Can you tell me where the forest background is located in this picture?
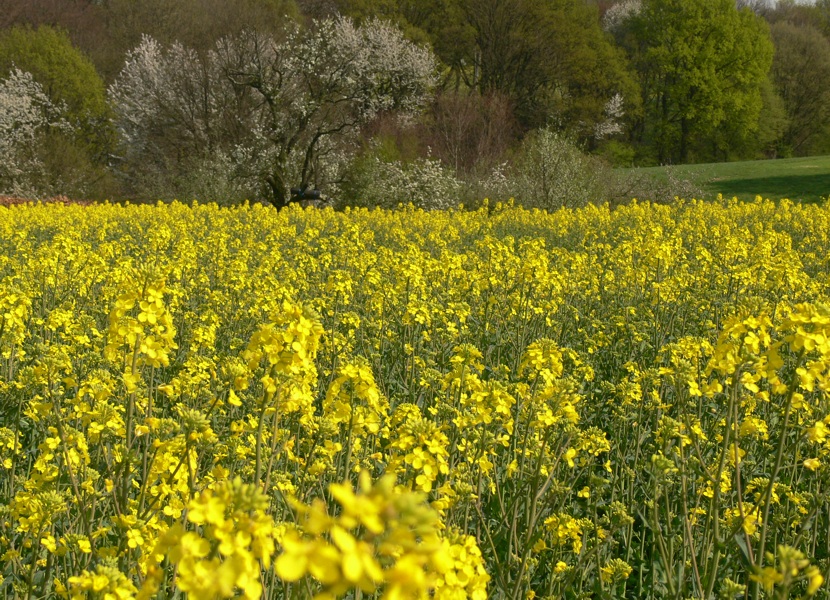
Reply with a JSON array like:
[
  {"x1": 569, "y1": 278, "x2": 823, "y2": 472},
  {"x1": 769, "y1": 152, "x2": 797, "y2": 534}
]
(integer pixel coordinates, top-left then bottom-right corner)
[{"x1": 1, "y1": 0, "x2": 828, "y2": 209}]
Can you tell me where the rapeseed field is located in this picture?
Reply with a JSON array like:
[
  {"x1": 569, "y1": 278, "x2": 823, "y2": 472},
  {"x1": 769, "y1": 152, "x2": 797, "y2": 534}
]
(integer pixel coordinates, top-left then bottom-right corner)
[{"x1": 1, "y1": 198, "x2": 829, "y2": 599}]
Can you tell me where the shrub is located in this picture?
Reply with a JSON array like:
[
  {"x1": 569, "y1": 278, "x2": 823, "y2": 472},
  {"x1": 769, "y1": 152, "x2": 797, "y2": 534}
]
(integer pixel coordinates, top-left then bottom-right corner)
[
  {"x1": 509, "y1": 127, "x2": 603, "y2": 210},
  {"x1": 340, "y1": 156, "x2": 462, "y2": 210}
]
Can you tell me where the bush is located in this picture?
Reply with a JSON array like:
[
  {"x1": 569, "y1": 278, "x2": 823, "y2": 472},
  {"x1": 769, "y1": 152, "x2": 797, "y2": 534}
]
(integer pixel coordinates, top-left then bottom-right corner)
[
  {"x1": 340, "y1": 156, "x2": 462, "y2": 210},
  {"x1": 174, "y1": 150, "x2": 260, "y2": 206},
  {"x1": 509, "y1": 128, "x2": 603, "y2": 210},
  {"x1": 462, "y1": 127, "x2": 706, "y2": 210}
]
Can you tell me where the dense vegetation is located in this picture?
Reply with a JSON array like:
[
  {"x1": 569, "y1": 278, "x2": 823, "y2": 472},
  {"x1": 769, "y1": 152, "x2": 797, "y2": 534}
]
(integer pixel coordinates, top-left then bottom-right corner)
[
  {"x1": 2, "y1": 199, "x2": 830, "y2": 598},
  {"x1": 4, "y1": 2, "x2": 830, "y2": 599},
  {"x1": 2, "y1": 0, "x2": 830, "y2": 205}
]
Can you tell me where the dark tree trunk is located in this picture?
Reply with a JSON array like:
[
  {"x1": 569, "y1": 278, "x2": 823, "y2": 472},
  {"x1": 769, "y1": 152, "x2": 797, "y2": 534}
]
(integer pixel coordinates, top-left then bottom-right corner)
[
  {"x1": 266, "y1": 172, "x2": 289, "y2": 209},
  {"x1": 679, "y1": 116, "x2": 689, "y2": 163}
]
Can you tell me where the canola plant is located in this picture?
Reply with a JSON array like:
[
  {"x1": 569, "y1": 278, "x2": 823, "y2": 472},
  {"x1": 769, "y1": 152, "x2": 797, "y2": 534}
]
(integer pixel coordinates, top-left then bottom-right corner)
[{"x1": 1, "y1": 198, "x2": 829, "y2": 599}]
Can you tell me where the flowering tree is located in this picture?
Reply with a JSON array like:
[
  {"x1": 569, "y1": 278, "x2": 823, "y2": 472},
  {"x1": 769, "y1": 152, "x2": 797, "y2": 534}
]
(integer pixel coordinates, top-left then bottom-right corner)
[
  {"x1": 214, "y1": 16, "x2": 436, "y2": 207},
  {"x1": 107, "y1": 36, "x2": 249, "y2": 200},
  {"x1": 0, "y1": 68, "x2": 68, "y2": 196},
  {"x1": 109, "y1": 17, "x2": 436, "y2": 206}
]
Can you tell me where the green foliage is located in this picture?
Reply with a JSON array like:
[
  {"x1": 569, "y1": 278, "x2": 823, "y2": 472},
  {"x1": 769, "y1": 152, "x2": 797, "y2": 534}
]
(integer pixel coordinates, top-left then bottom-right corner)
[
  {"x1": 599, "y1": 139, "x2": 637, "y2": 168},
  {"x1": 0, "y1": 25, "x2": 108, "y2": 127},
  {"x1": 770, "y1": 21, "x2": 830, "y2": 156},
  {"x1": 753, "y1": 78, "x2": 790, "y2": 159},
  {"x1": 400, "y1": 0, "x2": 476, "y2": 76},
  {"x1": 462, "y1": 0, "x2": 637, "y2": 139},
  {"x1": 32, "y1": 130, "x2": 121, "y2": 200},
  {"x1": 102, "y1": 0, "x2": 299, "y2": 54},
  {"x1": 0, "y1": 24, "x2": 113, "y2": 160},
  {"x1": 331, "y1": 0, "x2": 432, "y2": 44},
  {"x1": 629, "y1": 0, "x2": 773, "y2": 163}
]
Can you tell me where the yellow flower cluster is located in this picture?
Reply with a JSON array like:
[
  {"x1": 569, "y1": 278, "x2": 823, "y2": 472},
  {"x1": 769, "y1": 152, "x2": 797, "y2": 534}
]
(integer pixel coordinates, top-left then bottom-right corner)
[
  {"x1": 145, "y1": 478, "x2": 277, "y2": 599},
  {"x1": 1, "y1": 197, "x2": 830, "y2": 599},
  {"x1": 275, "y1": 472, "x2": 488, "y2": 599}
]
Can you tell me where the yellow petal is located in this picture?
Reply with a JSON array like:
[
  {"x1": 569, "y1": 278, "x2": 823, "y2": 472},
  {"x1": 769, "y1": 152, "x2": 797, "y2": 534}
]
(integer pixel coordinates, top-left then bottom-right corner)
[{"x1": 275, "y1": 553, "x2": 308, "y2": 582}]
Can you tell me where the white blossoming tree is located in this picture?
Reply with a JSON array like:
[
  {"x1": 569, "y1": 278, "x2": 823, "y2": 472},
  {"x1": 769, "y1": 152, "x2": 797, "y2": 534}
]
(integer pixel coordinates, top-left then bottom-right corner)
[
  {"x1": 214, "y1": 16, "x2": 437, "y2": 207},
  {"x1": 0, "y1": 69, "x2": 69, "y2": 197},
  {"x1": 107, "y1": 36, "x2": 248, "y2": 201},
  {"x1": 109, "y1": 17, "x2": 437, "y2": 206}
]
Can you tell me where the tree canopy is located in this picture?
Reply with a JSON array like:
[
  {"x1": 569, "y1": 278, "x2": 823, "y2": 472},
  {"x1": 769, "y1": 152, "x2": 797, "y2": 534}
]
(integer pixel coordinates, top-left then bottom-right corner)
[
  {"x1": 628, "y1": 0, "x2": 773, "y2": 163},
  {"x1": 0, "y1": 24, "x2": 109, "y2": 129},
  {"x1": 770, "y1": 20, "x2": 830, "y2": 156}
]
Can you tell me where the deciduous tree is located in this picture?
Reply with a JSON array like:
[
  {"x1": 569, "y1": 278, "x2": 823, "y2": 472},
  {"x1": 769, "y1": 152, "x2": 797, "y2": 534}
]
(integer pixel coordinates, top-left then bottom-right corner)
[
  {"x1": 214, "y1": 16, "x2": 436, "y2": 206},
  {"x1": 107, "y1": 35, "x2": 257, "y2": 202},
  {"x1": 769, "y1": 21, "x2": 830, "y2": 155},
  {"x1": 425, "y1": 91, "x2": 516, "y2": 178},
  {"x1": 629, "y1": 0, "x2": 773, "y2": 163},
  {"x1": 110, "y1": 17, "x2": 436, "y2": 206}
]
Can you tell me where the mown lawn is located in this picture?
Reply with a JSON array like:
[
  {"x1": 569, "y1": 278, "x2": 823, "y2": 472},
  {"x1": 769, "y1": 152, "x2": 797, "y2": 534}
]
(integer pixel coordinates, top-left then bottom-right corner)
[{"x1": 625, "y1": 155, "x2": 830, "y2": 202}]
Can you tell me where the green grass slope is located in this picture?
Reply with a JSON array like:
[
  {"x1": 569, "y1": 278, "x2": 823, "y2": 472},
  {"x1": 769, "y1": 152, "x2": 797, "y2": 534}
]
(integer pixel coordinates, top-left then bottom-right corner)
[{"x1": 624, "y1": 155, "x2": 830, "y2": 203}]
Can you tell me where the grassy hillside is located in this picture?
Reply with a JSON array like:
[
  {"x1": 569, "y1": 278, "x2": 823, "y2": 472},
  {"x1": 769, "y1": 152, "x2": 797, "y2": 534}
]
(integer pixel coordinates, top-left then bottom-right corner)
[{"x1": 625, "y1": 155, "x2": 830, "y2": 203}]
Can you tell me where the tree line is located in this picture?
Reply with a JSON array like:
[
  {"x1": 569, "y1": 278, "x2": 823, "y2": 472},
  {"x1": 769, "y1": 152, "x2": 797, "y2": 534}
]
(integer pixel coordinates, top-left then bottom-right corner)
[{"x1": 1, "y1": 0, "x2": 828, "y2": 207}]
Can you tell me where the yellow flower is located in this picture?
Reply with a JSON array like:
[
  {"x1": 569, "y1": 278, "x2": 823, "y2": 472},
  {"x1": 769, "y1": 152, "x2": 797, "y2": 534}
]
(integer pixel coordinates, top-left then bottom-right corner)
[
  {"x1": 274, "y1": 531, "x2": 311, "y2": 582},
  {"x1": 751, "y1": 566, "x2": 784, "y2": 594},
  {"x1": 564, "y1": 448, "x2": 577, "y2": 468},
  {"x1": 600, "y1": 558, "x2": 633, "y2": 584},
  {"x1": 807, "y1": 421, "x2": 828, "y2": 443},
  {"x1": 40, "y1": 534, "x2": 57, "y2": 553},
  {"x1": 804, "y1": 458, "x2": 821, "y2": 471},
  {"x1": 807, "y1": 566, "x2": 824, "y2": 595}
]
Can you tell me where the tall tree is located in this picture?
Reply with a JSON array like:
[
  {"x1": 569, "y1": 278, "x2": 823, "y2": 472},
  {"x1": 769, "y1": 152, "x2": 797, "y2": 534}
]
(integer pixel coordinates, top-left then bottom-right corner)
[
  {"x1": 770, "y1": 21, "x2": 830, "y2": 155},
  {"x1": 629, "y1": 0, "x2": 773, "y2": 163},
  {"x1": 110, "y1": 17, "x2": 436, "y2": 206},
  {"x1": 450, "y1": 0, "x2": 636, "y2": 136}
]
